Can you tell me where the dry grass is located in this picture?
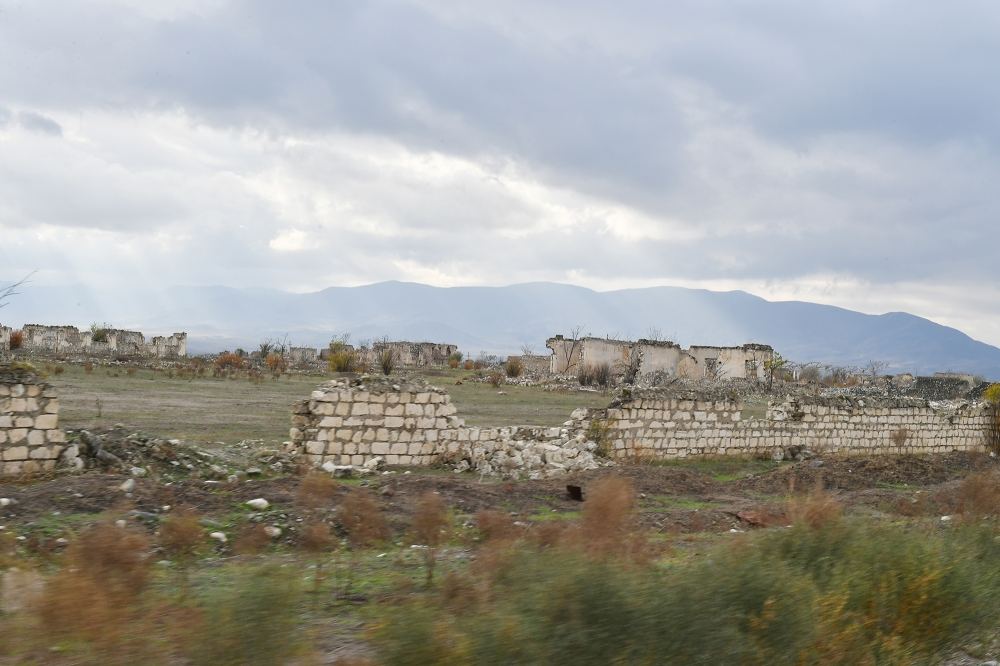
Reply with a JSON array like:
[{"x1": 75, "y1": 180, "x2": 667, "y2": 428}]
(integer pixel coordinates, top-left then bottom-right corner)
[
  {"x1": 957, "y1": 471, "x2": 1000, "y2": 518},
  {"x1": 785, "y1": 482, "x2": 843, "y2": 529}
]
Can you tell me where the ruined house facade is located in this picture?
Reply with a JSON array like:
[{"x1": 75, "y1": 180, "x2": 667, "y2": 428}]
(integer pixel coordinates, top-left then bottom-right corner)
[
  {"x1": 545, "y1": 336, "x2": 773, "y2": 381},
  {"x1": 319, "y1": 340, "x2": 458, "y2": 368},
  {"x1": 0, "y1": 324, "x2": 187, "y2": 358}
]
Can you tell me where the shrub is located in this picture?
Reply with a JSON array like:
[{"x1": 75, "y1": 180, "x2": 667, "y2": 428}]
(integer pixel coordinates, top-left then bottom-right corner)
[
  {"x1": 339, "y1": 488, "x2": 388, "y2": 594},
  {"x1": 411, "y1": 492, "x2": 451, "y2": 584},
  {"x1": 264, "y1": 352, "x2": 287, "y2": 374},
  {"x1": 956, "y1": 471, "x2": 1000, "y2": 518},
  {"x1": 378, "y1": 347, "x2": 397, "y2": 376},
  {"x1": 448, "y1": 352, "x2": 463, "y2": 369},
  {"x1": 158, "y1": 508, "x2": 204, "y2": 598},
  {"x1": 463, "y1": 360, "x2": 475, "y2": 371},
  {"x1": 578, "y1": 363, "x2": 612, "y2": 387},
  {"x1": 37, "y1": 523, "x2": 154, "y2": 658},
  {"x1": 186, "y1": 564, "x2": 306, "y2": 666},
  {"x1": 585, "y1": 418, "x2": 612, "y2": 457},
  {"x1": 486, "y1": 369, "x2": 504, "y2": 387},
  {"x1": 8, "y1": 329, "x2": 23, "y2": 350},
  {"x1": 214, "y1": 352, "x2": 245, "y2": 373},
  {"x1": 504, "y1": 357, "x2": 524, "y2": 378},
  {"x1": 328, "y1": 340, "x2": 358, "y2": 373},
  {"x1": 89, "y1": 322, "x2": 113, "y2": 344},
  {"x1": 296, "y1": 471, "x2": 338, "y2": 511},
  {"x1": 83, "y1": 361, "x2": 94, "y2": 374}
]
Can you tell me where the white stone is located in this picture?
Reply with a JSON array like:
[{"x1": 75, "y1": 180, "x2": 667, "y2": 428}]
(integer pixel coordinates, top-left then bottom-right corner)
[{"x1": 245, "y1": 498, "x2": 270, "y2": 510}]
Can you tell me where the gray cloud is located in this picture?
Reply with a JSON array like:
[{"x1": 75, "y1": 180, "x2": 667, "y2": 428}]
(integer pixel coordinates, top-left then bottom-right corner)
[
  {"x1": 0, "y1": 0, "x2": 998, "y2": 343},
  {"x1": 17, "y1": 111, "x2": 62, "y2": 135}
]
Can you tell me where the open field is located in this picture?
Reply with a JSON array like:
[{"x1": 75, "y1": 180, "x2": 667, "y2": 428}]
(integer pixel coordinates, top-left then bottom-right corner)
[
  {"x1": 47, "y1": 364, "x2": 610, "y2": 444},
  {"x1": 6, "y1": 362, "x2": 1000, "y2": 663}
]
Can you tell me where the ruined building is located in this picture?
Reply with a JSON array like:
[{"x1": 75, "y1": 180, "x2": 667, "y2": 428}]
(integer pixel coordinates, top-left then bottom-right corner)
[
  {"x1": 0, "y1": 323, "x2": 187, "y2": 358},
  {"x1": 545, "y1": 335, "x2": 773, "y2": 381},
  {"x1": 319, "y1": 340, "x2": 458, "y2": 368}
]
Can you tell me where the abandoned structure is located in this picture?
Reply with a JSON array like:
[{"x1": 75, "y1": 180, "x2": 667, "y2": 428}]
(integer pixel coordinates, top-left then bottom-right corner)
[
  {"x1": 290, "y1": 379, "x2": 992, "y2": 477},
  {"x1": 318, "y1": 340, "x2": 459, "y2": 368},
  {"x1": 0, "y1": 324, "x2": 187, "y2": 358},
  {"x1": 0, "y1": 368, "x2": 80, "y2": 476},
  {"x1": 545, "y1": 336, "x2": 774, "y2": 381},
  {"x1": 290, "y1": 376, "x2": 601, "y2": 478}
]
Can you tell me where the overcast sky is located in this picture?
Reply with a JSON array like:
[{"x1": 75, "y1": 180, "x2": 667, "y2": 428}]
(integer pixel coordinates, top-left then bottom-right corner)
[{"x1": 2, "y1": 1, "x2": 999, "y2": 344}]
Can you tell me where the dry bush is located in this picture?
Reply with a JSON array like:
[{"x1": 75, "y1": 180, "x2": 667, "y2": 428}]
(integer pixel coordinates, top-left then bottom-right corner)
[
  {"x1": 486, "y1": 369, "x2": 504, "y2": 387},
  {"x1": 890, "y1": 428, "x2": 910, "y2": 448},
  {"x1": 214, "y1": 352, "x2": 246, "y2": 373},
  {"x1": 9, "y1": 329, "x2": 23, "y2": 350},
  {"x1": 339, "y1": 488, "x2": 388, "y2": 595},
  {"x1": 125, "y1": 366, "x2": 137, "y2": 376},
  {"x1": 83, "y1": 361, "x2": 94, "y2": 374},
  {"x1": 785, "y1": 483, "x2": 843, "y2": 529},
  {"x1": 592, "y1": 362, "x2": 613, "y2": 388},
  {"x1": 158, "y1": 509, "x2": 206, "y2": 601},
  {"x1": 504, "y1": 357, "x2": 524, "y2": 378},
  {"x1": 159, "y1": 508, "x2": 203, "y2": 564},
  {"x1": 37, "y1": 523, "x2": 154, "y2": 658},
  {"x1": 339, "y1": 488, "x2": 388, "y2": 549},
  {"x1": 576, "y1": 476, "x2": 642, "y2": 559},
  {"x1": 956, "y1": 471, "x2": 1000, "y2": 518},
  {"x1": 475, "y1": 509, "x2": 518, "y2": 542},
  {"x1": 577, "y1": 363, "x2": 595, "y2": 386},
  {"x1": 411, "y1": 492, "x2": 451, "y2": 584},
  {"x1": 233, "y1": 524, "x2": 273, "y2": 556},
  {"x1": 378, "y1": 347, "x2": 397, "y2": 376},
  {"x1": 296, "y1": 471, "x2": 338, "y2": 511},
  {"x1": 299, "y1": 521, "x2": 335, "y2": 593},
  {"x1": 463, "y1": 359, "x2": 475, "y2": 370},
  {"x1": 264, "y1": 352, "x2": 287, "y2": 374}
]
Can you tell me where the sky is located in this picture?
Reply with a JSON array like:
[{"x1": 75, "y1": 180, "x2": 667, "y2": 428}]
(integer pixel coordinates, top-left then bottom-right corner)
[{"x1": 2, "y1": 1, "x2": 999, "y2": 345}]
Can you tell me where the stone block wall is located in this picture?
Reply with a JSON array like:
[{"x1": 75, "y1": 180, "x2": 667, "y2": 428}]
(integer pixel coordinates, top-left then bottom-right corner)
[
  {"x1": 290, "y1": 377, "x2": 602, "y2": 478},
  {"x1": 291, "y1": 379, "x2": 464, "y2": 467},
  {"x1": 585, "y1": 393, "x2": 989, "y2": 459},
  {"x1": 0, "y1": 372, "x2": 79, "y2": 475}
]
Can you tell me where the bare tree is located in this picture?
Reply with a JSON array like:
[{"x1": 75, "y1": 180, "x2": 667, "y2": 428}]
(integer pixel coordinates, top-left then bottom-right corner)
[
  {"x1": 864, "y1": 360, "x2": 888, "y2": 386},
  {"x1": 520, "y1": 343, "x2": 535, "y2": 357},
  {"x1": 554, "y1": 325, "x2": 584, "y2": 374},
  {"x1": 0, "y1": 272, "x2": 33, "y2": 309}
]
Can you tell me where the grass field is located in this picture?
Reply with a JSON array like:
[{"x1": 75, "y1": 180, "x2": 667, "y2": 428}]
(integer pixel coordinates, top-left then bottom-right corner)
[{"x1": 48, "y1": 364, "x2": 610, "y2": 444}]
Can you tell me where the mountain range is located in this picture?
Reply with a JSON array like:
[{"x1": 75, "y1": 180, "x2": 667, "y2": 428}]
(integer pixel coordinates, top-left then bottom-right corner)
[{"x1": 3, "y1": 281, "x2": 999, "y2": 378}]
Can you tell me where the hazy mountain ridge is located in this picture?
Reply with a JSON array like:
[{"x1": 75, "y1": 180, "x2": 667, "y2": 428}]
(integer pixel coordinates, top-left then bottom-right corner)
[{"x1": 4, "y1": 281, "x2": 1000, "y2": 378}]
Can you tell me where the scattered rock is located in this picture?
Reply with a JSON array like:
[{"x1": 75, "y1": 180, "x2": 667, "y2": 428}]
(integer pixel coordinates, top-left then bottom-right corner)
[
  {"x1": 263, "y1": 526, "x2": 282, "y2": 539},
  {"x1": 209, "y1": 531, "x2": 228, "y2": 543},
  {"x1": 245, "y1": 498, "x2": 270, "y2": 511},
  {"x1": 118, "y1": 478, "x2": 135, "y2": 493}
]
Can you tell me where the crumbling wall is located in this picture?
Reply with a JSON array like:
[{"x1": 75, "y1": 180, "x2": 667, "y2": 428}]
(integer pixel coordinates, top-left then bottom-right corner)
[
  {"x1": 546, "y1": 335, "x2": 773, "y2": 381},
  {"x1": 371, "y1": 341, "x2": 457, "y2": 367},
  {"x1": 687, "y1": 344, "x2": 772, "y2": 381},
  {"x1": 584, "y1": 392, "x2": 987, "y2": 460},
  {"x1": 287, "y1": 347, "x2": 319, "y2": 364},
  {"x1": 0, "y1": 327, "x2": 10, "y2": 354},
  {"x1": 0, "y1": 370, "x2": 80, "y2": 475},
  {"x1": 290, "y1": 377, "x2": 601, "y2": 478},
  {"x1": 507, "y1": 354, "x2": 550, "y2": 375},
  {"x1": 4, "y1": 324, "x2": 186, "y2": 358}
]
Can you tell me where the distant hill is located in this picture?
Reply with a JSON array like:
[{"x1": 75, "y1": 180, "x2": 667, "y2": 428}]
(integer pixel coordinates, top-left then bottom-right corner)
[{"x1": 4, "y1": 281, "x2": 1000, "y2": 378}]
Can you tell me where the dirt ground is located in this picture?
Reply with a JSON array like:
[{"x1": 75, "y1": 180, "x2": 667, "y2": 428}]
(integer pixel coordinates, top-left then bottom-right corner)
[{"x1": 4, "y1": 447, "x2": 996, "y2": 549}]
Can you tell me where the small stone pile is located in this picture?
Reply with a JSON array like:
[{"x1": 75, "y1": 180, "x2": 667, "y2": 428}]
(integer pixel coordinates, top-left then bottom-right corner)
[{"x1": 453, "y1": 427, "x2": 606, "y2": 480}]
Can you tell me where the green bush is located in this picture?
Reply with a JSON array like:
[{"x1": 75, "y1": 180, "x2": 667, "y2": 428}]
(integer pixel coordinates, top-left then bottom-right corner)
[
  {"x1": 187, "y1": 564, "x2": 305, "y2": 666},
  {"x1": 373, "y1": 522, "x2": 1000, "y2": 665}
]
